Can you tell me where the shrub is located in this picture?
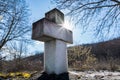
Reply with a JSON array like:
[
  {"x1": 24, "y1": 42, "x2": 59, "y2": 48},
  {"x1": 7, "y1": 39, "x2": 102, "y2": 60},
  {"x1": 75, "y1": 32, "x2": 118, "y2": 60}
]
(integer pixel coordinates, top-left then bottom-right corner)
[{"x1": 68, "y1": 46, "x2": 97, "y2": 71}]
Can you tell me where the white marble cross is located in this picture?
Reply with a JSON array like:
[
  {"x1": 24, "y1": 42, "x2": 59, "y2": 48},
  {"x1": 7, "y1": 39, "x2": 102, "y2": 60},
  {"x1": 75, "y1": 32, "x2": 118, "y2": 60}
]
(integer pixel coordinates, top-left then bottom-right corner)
[{"x1": 32, "y1": 8, "x2": 73, "y2": 75}]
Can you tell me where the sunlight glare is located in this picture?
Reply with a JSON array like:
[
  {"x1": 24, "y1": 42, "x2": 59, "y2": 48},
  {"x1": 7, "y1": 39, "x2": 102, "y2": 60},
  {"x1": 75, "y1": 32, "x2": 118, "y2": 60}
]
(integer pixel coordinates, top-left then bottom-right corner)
[
  {"x1": 35, "y1": 41, "x2": 44, "y2": 45},
  {"x1": 62, "y1": 19, "x2": 73, "y2": 31}
]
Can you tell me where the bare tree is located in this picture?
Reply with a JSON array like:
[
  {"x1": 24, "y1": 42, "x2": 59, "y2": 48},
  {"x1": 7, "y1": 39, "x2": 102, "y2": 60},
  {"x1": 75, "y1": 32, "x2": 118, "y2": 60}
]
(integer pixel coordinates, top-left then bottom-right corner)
[
  {"x1": 0, "y1": 0, "x2": 30, "y2": 50},
  {"x1": 9, "y1": 40, "x2": 28, "y2": 71},
  {"x1": 9, "y1": 40, "x2": 28, "y2": 60},
  {"x1": 0, "y1": 40, "x2": 29, "y2": 72},
  {"x1": 53, "y1": 0, "x2": 120, "y2": 38}
]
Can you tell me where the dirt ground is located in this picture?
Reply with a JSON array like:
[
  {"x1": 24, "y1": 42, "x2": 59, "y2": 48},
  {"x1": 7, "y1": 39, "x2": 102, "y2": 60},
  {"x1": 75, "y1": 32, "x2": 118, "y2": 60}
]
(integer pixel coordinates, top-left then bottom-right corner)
[
  {"x1": 29, "y1": 71, "x2": 120, "y2": 80},
  {"x1": 0, "y1": 71, "x2": 120, "y2": 80}
]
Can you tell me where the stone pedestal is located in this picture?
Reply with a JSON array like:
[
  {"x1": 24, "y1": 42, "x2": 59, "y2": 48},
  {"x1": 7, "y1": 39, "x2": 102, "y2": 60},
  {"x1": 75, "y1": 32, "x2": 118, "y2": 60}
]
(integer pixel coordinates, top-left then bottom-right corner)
[{"x1": 44, "y1": 40, "x2": 67, "y2": 74}]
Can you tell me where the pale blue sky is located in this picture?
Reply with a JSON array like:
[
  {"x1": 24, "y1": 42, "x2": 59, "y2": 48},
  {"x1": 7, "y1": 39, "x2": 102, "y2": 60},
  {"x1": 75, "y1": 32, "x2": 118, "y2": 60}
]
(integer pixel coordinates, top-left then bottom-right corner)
[
  {"x1": 26, "y1": 0, "x2": 100, "y2": 53},
  {"x1": 26, "y1": 0, "x2": 54, "y2": 22}
]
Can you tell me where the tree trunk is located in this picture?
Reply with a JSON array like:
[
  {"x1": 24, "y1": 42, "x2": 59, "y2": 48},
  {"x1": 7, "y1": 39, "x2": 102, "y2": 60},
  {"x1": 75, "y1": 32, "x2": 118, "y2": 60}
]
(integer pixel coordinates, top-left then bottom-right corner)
[{"x1": 0, "y1": 40, "x2": 7, "y2": 50}]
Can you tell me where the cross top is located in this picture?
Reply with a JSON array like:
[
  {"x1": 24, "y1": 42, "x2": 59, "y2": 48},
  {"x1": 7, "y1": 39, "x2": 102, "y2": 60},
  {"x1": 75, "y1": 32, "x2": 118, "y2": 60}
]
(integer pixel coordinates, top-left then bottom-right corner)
[{"x1": 45, "y1": 8, "x2": 64, "y2": 24}]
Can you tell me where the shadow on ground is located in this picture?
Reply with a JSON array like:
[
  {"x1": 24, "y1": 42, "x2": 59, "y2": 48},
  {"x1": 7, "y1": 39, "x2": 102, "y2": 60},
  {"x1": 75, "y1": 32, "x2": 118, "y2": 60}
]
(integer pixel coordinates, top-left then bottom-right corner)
[{"x1": 37, "y1": 72, "x2": 69, "y2": 80}]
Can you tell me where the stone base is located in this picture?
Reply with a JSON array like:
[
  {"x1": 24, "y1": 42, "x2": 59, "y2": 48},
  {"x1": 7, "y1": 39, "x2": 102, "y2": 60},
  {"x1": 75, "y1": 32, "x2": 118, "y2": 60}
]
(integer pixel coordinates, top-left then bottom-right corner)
[{"x1": 37, "y1": 72, "x2": 69, "y2": 80}]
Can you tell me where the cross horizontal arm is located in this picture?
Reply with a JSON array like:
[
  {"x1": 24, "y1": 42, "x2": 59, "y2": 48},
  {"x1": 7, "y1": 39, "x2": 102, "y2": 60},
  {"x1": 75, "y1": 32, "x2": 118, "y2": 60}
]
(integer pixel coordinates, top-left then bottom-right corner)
[{"x1": 32, "y1": 18, "x2": 73, "y2": 44}]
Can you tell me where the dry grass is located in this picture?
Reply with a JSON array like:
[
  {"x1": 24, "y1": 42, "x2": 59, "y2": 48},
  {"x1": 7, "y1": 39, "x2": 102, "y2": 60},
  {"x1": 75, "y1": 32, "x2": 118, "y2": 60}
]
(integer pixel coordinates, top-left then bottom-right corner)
[{"x1": 94, "y1": 58, "x2": 120, "y2": 71}]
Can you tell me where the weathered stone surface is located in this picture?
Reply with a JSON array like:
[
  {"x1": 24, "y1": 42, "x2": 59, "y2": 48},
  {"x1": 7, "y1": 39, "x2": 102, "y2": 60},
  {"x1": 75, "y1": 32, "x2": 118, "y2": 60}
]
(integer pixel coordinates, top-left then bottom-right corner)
[
  {"x1": 32, "y1": 8, "x2": 73, "y2": 75},
  {"x1": 32, "y1": 18, "x2": 73, "y2": 44},
  {"x1": 44, "y1": 40, "x2": 68, "y2": 74},
  {"x1": 45, "y1": 8, "x2": 64, "y2": 24}
]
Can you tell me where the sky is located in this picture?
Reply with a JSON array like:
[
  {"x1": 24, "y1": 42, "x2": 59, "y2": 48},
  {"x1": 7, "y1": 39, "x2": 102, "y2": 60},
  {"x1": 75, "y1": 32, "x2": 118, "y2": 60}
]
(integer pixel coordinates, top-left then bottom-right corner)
[
  {"x1": 25, "y1": 0, "x2": 105, "y2": 53},
  {"x1": 0, "y1": 0, "x2": 119, "y2": 58}
]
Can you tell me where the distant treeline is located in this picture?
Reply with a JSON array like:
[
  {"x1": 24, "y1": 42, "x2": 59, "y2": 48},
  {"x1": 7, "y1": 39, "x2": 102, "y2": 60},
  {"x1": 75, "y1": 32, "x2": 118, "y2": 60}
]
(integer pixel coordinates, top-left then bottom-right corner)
[
  {"x1": 68, "y1": 38, "x2": 120, "y2": 60},
  {"x1": 67, "y1": 38, "x2": 120, "y2": 71}
]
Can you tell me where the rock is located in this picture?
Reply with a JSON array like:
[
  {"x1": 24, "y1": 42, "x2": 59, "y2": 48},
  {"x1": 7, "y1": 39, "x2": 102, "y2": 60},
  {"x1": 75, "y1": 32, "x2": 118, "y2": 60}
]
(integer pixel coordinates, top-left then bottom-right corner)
[{"x1": 94, "y1": 75, "x2": 104, "y2": 79}]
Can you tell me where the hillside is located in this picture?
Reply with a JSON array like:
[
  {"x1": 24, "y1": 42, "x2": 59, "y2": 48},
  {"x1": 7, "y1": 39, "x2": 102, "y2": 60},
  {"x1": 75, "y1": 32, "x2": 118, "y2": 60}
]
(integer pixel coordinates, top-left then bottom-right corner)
[
  {"x1": 91, "y1": 38, "x2": 120, "y2": 59},
  {"x1": 1, "y1": 38, "x2": 120, "y2": 72},
  {"x1": 67, "y1": 38, "x2": 120, "y2": 70},
  {"x1": 68, "y1": 38, "x2": 120, "y2": 59},
  {"x1": 21, "y1": 38, "x2": 120, "y2": 63},
  {"x1": 19, "y1": 38, "x2": 120, "y2": 71}
]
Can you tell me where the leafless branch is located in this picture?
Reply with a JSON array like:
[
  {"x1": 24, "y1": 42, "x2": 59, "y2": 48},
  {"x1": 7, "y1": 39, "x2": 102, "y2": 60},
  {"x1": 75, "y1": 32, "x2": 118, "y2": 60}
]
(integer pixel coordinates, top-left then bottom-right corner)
[
  {"x1": 53, "y1": 0, "x2": 120, "y2": 39},
  {"x1": 0, "y1": 0, "x2": 30, "y2": 50}
]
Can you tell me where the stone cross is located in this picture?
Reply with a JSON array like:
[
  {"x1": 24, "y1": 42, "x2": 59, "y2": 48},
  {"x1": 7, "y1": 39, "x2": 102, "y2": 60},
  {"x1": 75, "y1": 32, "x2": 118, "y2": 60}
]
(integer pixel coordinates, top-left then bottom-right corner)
[{"x1": 32, "y1": 8, "x2": 73, "y2": 75}]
